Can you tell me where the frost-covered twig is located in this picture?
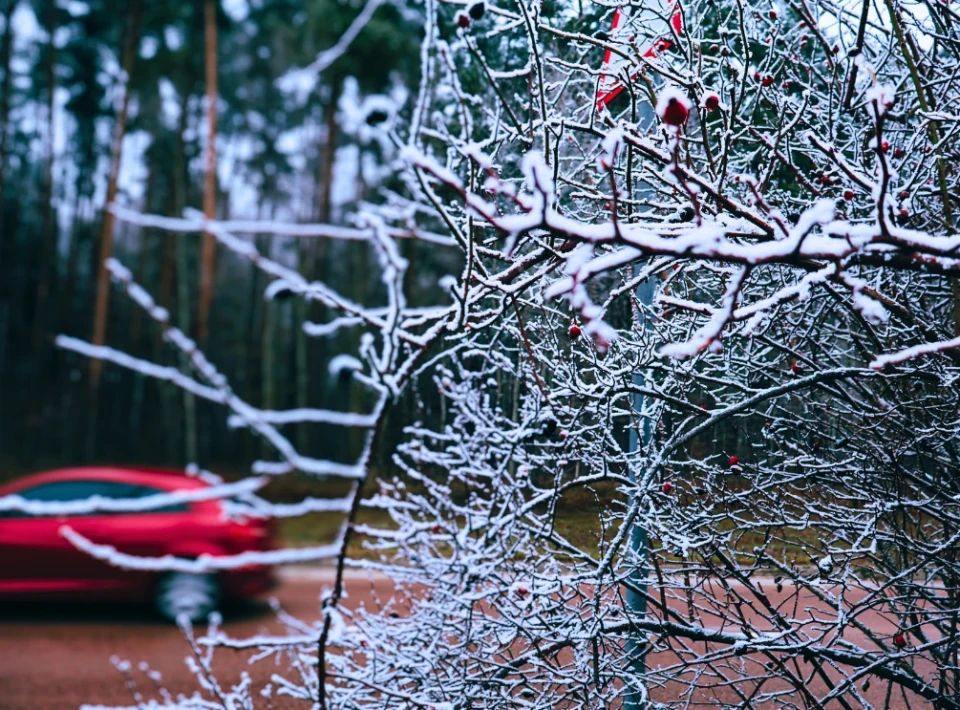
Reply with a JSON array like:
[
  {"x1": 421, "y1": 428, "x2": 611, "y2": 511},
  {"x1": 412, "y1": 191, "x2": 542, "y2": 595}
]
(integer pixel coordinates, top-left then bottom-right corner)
[{"x1": 61, "y1": 526, "x2": 342, "y2": 571}]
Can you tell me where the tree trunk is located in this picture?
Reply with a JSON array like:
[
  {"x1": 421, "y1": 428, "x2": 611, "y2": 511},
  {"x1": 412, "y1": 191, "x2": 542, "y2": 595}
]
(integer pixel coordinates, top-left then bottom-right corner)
[
  {"x1": 346, "y1": 241, "x2": 369, "y2": 462},
  {"x1": 56, "y1": 221, "x2": 83, "y2": 462},
  {"x1": 85, "y1": 0, "x2": 142, "y2": 461},
  {"x1": 311, "y1": 80, "x2": 341, "y2": 286},
  {"x1": 128, "y1": 165, "x2": 155, "y2": 454},
  {"x1": 0, "y1": 0, "x2": 16, "y2": 258},
  {"x1": 6, "y1": 146, "x2": 29, "y2": 351},
  {"x1": 31, "y1": 0, "x2": 58, "y2": 356},
  {"x1": 197, "y1": 0, "x2": 218, "y2": 347},
  {"x1": 173, "y1": 86, "x2": 197, "y2": 465},
  {"x1": 156, "y1": 184, "x2": 177, "y2": 459},
  {"x1": 242, "y1": 210, "x2": 264, "y2": 463},
  {"x1": 88, "y1": 0, "x2": 142, "y2": 390},
  {"x1": 58, "y1": 168, "x2": 87, "y2": 330},
  {"x1": 295, "y1": 81, "x2": 341, "y2": 454},
  {"x1": 316, "y1": 81, "x2": 341, "y2": 228},
  {"x1": 260, "y1": 234, "x2": 276, "y2": 462},
  {"x1": 129, "y1": 165, "x2": 155, "y2": 355},
  {"x1": 0, "y1": 0, "x2": 18, "y2": 402}
]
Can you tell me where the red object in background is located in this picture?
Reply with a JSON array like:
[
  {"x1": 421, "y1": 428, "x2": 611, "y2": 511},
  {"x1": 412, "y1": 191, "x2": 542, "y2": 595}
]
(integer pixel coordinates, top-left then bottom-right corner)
[
  {"x1": 0, "y1": 467, "x2": 276, "y2": 619},
  {"x1": 596, "y1": 3, "x2": 684, "y2": 111}
]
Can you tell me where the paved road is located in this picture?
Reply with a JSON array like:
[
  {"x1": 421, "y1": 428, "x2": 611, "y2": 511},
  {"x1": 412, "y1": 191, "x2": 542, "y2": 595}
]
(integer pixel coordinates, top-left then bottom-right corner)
[
  {"x1": 0, "y1": 568, "x2": 397, "y2": 710},
  {"x1": 0, "y1": 569, "x2": 932, "y2": 709}
]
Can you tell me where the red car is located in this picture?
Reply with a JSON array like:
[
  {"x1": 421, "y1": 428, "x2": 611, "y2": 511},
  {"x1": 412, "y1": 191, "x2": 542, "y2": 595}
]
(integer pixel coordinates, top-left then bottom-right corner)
[{"x1": 0, "y1": 467, "x2": 276, "y2": 621}]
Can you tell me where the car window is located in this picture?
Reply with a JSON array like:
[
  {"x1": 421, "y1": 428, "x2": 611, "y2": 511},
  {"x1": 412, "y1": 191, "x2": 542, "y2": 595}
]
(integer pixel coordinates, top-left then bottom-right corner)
[
  {"x1": 0, "y1": 480, "x2": 189, "y2": 517},
  {"x1": 130, "y1": 485, "x2": 190, "y2": 514}
]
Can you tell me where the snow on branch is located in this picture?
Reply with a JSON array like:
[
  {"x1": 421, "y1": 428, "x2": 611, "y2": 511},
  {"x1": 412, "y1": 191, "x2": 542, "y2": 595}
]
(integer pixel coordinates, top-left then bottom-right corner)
[
  {"x1": 58, "y1": 261, "x2": 370, "y2": 479},
  {"x1": 871, "y1": 334, "x2": 960, "y2": 370},
  {"x1": 60, "y1": 526, "x2": 341, "y2": 571},
  {"x1": 223, "y1": 494, "x2": 354, "y2": 519},
  {"x1": 276, "y1": 0, "x2": 386, "y2": 101},
  {"x1": 226, "y1": 408, "x2": 377, "y2": 429},
  {"x1": 658, "y1": 267, "x2": 747, "y2": 358},
  {"x1": 110, "y1": 204, "x2": 456, "y2": 246},
  {"x1": 0, "y1": 477, "x2": 265, "y2": 516}
]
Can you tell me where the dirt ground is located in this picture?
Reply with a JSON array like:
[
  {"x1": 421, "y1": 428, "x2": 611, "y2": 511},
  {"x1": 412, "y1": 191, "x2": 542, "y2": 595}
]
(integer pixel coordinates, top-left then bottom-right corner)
[{"x1": 0, "y1": 568, "x2": 933, "y2": 709}]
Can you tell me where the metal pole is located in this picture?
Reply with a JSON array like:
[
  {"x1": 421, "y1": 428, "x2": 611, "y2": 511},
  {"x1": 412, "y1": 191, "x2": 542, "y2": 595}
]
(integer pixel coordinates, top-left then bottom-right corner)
[
  {"x1": 625, "y1": 273, "x2": 656, "y2": 710},
  {"x1": 593, "y1": 8, "x2": 672, "y2": 700}
]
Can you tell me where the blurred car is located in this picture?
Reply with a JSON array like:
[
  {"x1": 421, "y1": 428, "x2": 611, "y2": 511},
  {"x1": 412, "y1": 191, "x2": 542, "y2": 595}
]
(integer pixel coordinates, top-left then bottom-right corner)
[{"x1": 0, "y1": 467, "x2": 276, "y2": 621}]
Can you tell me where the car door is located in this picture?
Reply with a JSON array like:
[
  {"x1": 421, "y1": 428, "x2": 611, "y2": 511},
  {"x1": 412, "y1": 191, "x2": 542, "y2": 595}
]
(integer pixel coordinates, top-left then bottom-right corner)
[{"x1": 63, "y1": 483, "x2": 194, "y2": 596}]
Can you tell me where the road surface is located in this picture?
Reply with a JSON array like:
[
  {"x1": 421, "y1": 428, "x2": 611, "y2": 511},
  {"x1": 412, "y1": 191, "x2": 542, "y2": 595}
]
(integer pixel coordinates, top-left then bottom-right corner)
[
  {"x1": 0, "y1": 568, "x2": 397, "y2": 710},
  {"x1": 0, "y1": 568, "x2": 932, "y2": 709}
]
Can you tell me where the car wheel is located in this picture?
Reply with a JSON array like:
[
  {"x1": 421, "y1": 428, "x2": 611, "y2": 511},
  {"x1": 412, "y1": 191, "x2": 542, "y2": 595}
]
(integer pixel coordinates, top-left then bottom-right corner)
[{"x1": 155, "y1": 572, "x2": 221, "y2": 623}]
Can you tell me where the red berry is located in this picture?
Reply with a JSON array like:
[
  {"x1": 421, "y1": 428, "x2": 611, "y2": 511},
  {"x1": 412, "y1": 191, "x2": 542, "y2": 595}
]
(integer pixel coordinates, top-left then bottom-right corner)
[
  {"x1": 704, "y1": 94, "x2": 720, "y2": 112},
  {"x1": 899, "y1": 190, "x2": 909, "y2": 199},
  {"x1": 899, "y1": 208, "x2": 909, "y2": 217},
  {"x1": 699, "y1": 404, "x2": 708, "y2": 410},
  {"x1": 456, "y1": 12, "x2": 471, "y2": 28},
  {"x1": 710, "y1": 44, "x2": 720, "y2": 53},
  {"x1": 761, "y1": 75, "x2": 774, "y2": 87},
  {"x1": 516, "y1": 586, "x2": 529, "y2": 596},
  {"x1": 568, "y1": 323, "x2": 582, "y2": 339},
  {"x1": 661, "y1": 97, "x2": 689, "y2": 126},
  {"x1": 754, "y1": 71, "x2": 762, "y2": 81},
  {"x1": 728, "y1": 455, "x2": 740, "y2": 467},
  {"x1": 662, "y1": 482, "x2": 674, "y2": 494},
  {"x1": 769, "y1": 9, "x2": 778, "y2": 19},
  {"x1": 832, "y1": 44, "x2": 840, "y2": 54},
  {"x1": 894, "y1": 147, "x2": 904, "y2": 158},
  {"x1": 881, "y1": 140, "x2": 890, "y2": 153},
  {"x1": 431, "y1": 524, "x2": 441, "y2": 533},
  {"x1": 843, "y1": 189, "x2": 854, "y2": 201},
  {"x1": 791, "y1": 362, "x2": 801, "y2": 374},
  {"x1": 893, "y1": 633, "x2": 907, "y2": 648}
]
